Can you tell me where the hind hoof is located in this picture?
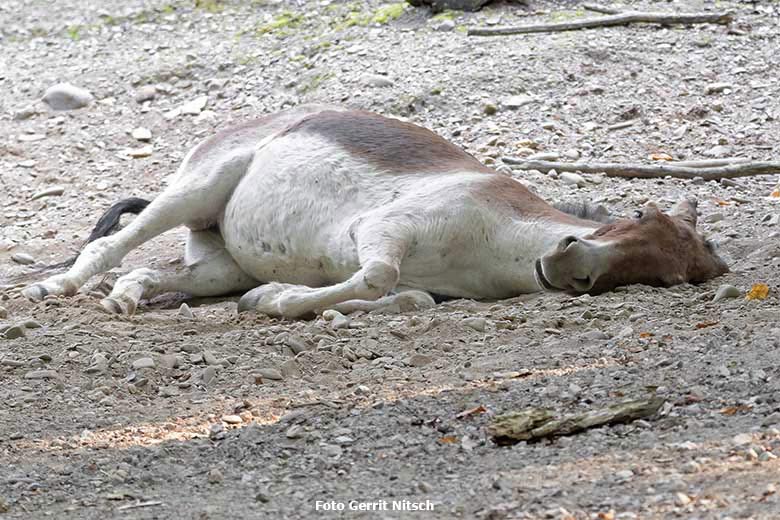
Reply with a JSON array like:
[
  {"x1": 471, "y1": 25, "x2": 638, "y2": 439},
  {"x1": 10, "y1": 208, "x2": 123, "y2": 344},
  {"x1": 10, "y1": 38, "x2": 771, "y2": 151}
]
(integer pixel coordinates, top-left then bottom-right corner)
[{"x1": 22, "y1": 284, "x2": 49, "y2": 302}]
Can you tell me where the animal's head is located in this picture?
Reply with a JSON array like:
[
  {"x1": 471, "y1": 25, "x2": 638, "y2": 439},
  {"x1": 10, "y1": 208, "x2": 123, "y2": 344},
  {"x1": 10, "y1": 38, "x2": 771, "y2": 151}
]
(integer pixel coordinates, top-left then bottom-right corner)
[{"x1": 535, "y1": 198, "x2": 729, "y2": 294}]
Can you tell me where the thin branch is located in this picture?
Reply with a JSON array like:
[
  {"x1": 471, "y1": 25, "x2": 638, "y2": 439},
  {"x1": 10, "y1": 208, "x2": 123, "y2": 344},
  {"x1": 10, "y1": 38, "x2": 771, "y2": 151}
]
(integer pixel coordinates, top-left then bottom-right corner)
[
  {"x1": 501, "y1": 158, "x2": 780, "y2": 181},
  {"x1": 468, "y1": 10, "x2": 734, "y2": 36}
]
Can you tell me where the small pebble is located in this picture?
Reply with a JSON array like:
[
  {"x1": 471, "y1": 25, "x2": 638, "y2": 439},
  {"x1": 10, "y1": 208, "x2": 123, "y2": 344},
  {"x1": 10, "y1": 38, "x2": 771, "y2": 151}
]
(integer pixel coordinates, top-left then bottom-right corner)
[
  {"x1": 11, "y1": 253, "x2": 35, "y2": 265},
  {"x1": 42, "y1": 83, "x2": 93, "y2": 110},
  {"x1": 131, "y1": 127, "x2": 152, "y2": 142},
  {"x1": 181, "y1": 96, "x2": 208, "y2": 115},
  {"x1": 207, "y1": 468, "x2": 224, "y2": 484},
  {"x1": 560, "y1": 172, "x2": 586, "y2": 188},
  {"x1": 4, "y1": 325, "x2": 27, "y2": 340},
  {"x1": 24, "y1": 369, "x2": 58, "y2": 380},
  {"x1": 222, "y1": 415, "x2": 242, "y2": 425},
  {"x1": 131, "y1": 357, "x2": 155, "y2": 370},
  {"x1": 463, "y1": 317, "x2": 487, "y2": 332},
  {"x1": 254, "y1": 368, "x2": 283, "y2": 381},
  {"x1": 135, "y1": 85, "x2": 157, "y2": 103},
  {"x1": 713, "y1": 284, "x2": 740, "y2": 302}
]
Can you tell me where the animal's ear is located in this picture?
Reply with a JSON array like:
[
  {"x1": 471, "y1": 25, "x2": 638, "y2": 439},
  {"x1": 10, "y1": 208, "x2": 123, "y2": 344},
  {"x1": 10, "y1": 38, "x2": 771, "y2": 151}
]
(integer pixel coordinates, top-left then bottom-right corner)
[{"x1": 670, "y1": 198, "x2": 698, "y2": 228}]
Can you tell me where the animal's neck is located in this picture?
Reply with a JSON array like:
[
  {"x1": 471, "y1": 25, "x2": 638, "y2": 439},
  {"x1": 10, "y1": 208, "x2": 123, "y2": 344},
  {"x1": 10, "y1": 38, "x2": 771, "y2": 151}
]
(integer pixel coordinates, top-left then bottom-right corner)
[{"x1": 502, "y1": 216, "x2": 598, "y2": 256}]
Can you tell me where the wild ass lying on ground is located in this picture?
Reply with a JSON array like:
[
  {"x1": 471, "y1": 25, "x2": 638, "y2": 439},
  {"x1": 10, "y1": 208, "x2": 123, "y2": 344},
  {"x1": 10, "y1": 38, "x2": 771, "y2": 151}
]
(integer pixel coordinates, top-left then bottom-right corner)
[{"x1": 23, "y1": 104, "x2": 728, "y2": 318}]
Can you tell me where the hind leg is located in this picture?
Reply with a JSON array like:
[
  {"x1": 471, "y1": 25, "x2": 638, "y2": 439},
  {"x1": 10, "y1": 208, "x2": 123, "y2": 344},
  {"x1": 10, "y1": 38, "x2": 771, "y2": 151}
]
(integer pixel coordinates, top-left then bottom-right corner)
[
  {"x1": 101, "y1": 229, "x2": 258, "y2": 315},
  {"x1": 22, "y1": 150, "x2": 253, "y2": 302}
]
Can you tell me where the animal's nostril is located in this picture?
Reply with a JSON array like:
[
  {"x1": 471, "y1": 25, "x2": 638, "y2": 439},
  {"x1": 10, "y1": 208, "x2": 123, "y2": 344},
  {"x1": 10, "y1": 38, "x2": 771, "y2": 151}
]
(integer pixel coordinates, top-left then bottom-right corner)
[{"x1": 561, "y1": 235, "x2": 579, "y2": 249}]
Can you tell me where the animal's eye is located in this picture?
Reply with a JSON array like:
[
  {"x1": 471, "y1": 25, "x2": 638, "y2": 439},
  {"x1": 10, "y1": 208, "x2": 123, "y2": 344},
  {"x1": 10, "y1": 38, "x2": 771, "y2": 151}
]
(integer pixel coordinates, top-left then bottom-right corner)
[{"x1": 633, "y1": 210, "x2": 644, "y2": 219}]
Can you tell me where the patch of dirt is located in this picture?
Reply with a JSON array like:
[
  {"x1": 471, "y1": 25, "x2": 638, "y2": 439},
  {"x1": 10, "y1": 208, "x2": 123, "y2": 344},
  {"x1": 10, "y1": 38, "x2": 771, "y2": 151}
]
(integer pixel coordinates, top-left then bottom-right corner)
[{"x1": 1, "y1": 0, "x2": 779, "y2": 518}]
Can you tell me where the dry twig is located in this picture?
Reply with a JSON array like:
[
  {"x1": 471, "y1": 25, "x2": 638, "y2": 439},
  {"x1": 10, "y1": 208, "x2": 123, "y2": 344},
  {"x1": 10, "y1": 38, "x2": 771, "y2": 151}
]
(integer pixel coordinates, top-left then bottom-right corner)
[
  {"x1": 468, "y1": 8, "x2": 733, "y2": 36},
  {"x1": 502, "y1": 157, "x2": 780, "y2": 181}
]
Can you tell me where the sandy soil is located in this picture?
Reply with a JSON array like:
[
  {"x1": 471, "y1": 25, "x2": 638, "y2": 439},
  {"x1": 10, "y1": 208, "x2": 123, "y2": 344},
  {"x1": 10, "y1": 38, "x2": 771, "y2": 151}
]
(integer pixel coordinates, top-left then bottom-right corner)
[{"x1": 1, "y1": 0, "x2": 779, "y2": 518}]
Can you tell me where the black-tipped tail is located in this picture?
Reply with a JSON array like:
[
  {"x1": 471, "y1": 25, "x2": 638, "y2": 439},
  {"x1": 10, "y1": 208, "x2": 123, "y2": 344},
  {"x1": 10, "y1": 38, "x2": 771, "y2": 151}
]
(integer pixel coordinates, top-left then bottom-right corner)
[{"x1": 40, "y1": 197, "x2": 151, "y2": 272}]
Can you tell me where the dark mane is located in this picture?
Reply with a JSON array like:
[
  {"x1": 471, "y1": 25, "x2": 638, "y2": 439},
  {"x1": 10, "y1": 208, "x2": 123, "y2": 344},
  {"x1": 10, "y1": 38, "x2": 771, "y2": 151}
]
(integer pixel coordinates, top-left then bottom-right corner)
[{"x1": 552, "y1": 200, "x2": 614, "y2": 224}]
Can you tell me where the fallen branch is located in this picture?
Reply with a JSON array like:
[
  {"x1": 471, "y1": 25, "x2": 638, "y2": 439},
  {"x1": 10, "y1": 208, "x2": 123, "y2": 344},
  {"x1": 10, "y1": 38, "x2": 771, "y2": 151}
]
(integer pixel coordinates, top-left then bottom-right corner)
[
  {"x1": 502, "y1": 158, "x2": 780, "y2": 181},
  {"x1": 468, "y1": 9, "x2": 734, "y2": 36},
  {"x1": 488, "y1": 397, "x2": 664, "y2": 445}
]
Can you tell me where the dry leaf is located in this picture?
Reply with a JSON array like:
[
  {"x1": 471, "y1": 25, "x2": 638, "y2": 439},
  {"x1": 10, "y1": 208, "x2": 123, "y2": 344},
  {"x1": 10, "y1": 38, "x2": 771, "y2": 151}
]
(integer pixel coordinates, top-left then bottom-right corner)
[
  {"x1": 720, "y1": 405, "x2": 752, "y2": 416},
  {"x1": 695, "y1": 321, "x2": 719, "y2": 329},
  {"x1": 639, "y1": 332, "x2": 654, "y2": 338},
  {"x1": 456, "y1": 405, "x2": 487, "y2": 419},
  {"x1": 746, "y1": 283, "x2": 769, "y2": 300},
  {"x1": 770, "y1": 188, "x2": 780, "y2": 198},
  {"x1": 650, "y1": 152, "x2": 673, "y2": 161},
  {"x1": 597, "y1": 511, "x2": 616, "y2": 520},
  {"x1": 716, "y1": 199, "x2": 731, "y2": 206},
  {"x1": 438, "y1": 436, "x2": 457, "y2": 444}
]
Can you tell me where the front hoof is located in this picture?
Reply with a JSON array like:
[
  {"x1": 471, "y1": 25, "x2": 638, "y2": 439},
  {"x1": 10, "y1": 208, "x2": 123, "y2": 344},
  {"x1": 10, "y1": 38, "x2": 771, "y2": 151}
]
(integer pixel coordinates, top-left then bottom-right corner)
[
  {"x1": 237, "y1": 283, "x2": 289, "y2": 317},
  {"x1": 22, "y1": 284, "x2": 49, "y2": 302},
  {"x1": 100, "y1": 297, "x2": 136, "y2": 315}
]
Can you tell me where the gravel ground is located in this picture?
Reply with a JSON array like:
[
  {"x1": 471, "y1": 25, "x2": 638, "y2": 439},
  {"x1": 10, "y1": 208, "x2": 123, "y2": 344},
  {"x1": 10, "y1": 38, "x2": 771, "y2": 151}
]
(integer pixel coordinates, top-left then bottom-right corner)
[{"x1": 1, "y1": 0, "x2": 780, "y2": 518}]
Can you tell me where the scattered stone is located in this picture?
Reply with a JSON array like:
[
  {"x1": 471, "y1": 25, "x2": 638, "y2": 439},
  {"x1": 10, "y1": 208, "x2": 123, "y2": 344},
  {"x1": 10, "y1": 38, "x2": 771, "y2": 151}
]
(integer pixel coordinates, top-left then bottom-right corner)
[
  {"x1": 286, "y1": 424, "x2": 304, "y2": 439},
  {"x1": 209, "y1": 423, "x2": 225, "y2": 441},
  {"x1": 502, "y1": 95, "x2": 535, "y2": 109},
  {"x1": 362, "y1": 74, "x2": 393, "y2": 88},
  {"x1": 280, "y1": 359, "x2": 302, "y2": 378},
  {"x1": 42, "y1": 83, "x2": 93, "y2": 110},
  {"x1": 762, "y1": 411, "x2": 780, "y2": 426},
  {"x1": 732, "y1": 433, "x2": 753, "y2": 446},
  {"x1": 135, "y1": 85, "x2": 157, "y2": 103},
  {"x1": 483, "y1": 103, "x2": 498, "y2": 115},
  {"x1": 13, "y1": 104, "x2": 40, "y2": 120},
  {"x1": 408, "y1": 353, "x2": 434, "y2": 367},
  {"x1": 159, "y1": 354, "x2": 179, "y2": 369},
  {"x1": 0, "y1": 307, "x2": 6, "y2": 319},
  {"x1": 181, "y1": 96, "x2": 208, "y2": 115},
  {"x1": 615, "y1": 469, "x2": 633, "y2": 481},
  {"x1": 202, "y1": 350, "x2": 220, "y2": 366},
  {"x1": 284, "y1": 335, "x2": 308, "y2": 354},
  {"x1": 463, "y1": 317, "x2": 487, "y2": 332},
  {"x1": 254, "y1": 368, "x2": 283, "y2": 381},
  {"x1": 131, "y1": 357, "x2": 155, "y2": 370},
  {"x1": 433, "y1": 19, "x2": 456, "y2": 32},
  {"x1": 705, "y1": 83, "x2": 733, "y2": 95},
  {"x1": 562, "y1": 149, "x2": 581, "y2": 161},
  {"x1": 11, "y1": 253, "x2": 35, "y2": 265},
  {"x1": 560, "y1": 172, "x2": 586, "y2": 188},
  {"x1": 681, "y1": 461, "x2": 700, "y2": 474},
  {"x1": 202, "y1": 366, "x2": 217, "y2": 384},
  {"x1": 704, "y1": 145, "x2": 731, "y2": 158},
  {"x1": 24, "y1": 369, "x2": 58, "y2": 379},
  {"x1": 31, "y1": 186, "x2": 65, "y2": 200},
  {"x1": 207, "y1": 468, "x2": 224, "y2": 484},
  {"x1": 4, "y1": 325, "x2": 26, "y2": 340},
  {"x1": 704, "y1": 213, "x2": 724, "y2": 224},
  {"x1": 222, "y1": 415, "x2": 242, "y2": 425},
  {"x1": 713, "y1": 284, "x2": 741, "y2": 302},
  {"x1": 675, "y1": 492, "x2": 692, "y2": 506},
  {"x1": 125, "y1": 145, "x2": 153, "y2": 158},
  {"x1": 131, "y1": 127, "x2": 152, "y2": 142}
]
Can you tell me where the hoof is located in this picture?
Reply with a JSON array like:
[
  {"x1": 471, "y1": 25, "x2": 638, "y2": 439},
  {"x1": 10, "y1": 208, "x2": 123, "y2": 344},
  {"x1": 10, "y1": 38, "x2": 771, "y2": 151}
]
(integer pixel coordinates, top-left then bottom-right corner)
[
  {"x1": 22, "y1": 284, "x2": 48, "y2": 302},
  {"x1": 100, "y1": 297, "x2": 136, "y2": 315},
  {"x1": 237, "y1": 283, "x2": 290, "y2": 317}
]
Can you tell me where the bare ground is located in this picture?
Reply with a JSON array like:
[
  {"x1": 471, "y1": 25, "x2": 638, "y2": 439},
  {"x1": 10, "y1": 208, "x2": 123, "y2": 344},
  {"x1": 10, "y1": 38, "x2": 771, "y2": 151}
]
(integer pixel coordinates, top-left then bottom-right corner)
[{"x1": 1, "y1": 0, "x2": 779, "y2": 519}]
